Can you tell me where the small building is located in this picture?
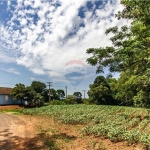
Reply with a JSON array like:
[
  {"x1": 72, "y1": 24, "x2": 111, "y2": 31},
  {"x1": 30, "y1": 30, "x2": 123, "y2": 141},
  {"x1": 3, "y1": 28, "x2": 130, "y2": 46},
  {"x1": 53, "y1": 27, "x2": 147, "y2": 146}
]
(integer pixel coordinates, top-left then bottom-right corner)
[{"x1": 0, "y1": 87, "x2": 22, "y2": 105}]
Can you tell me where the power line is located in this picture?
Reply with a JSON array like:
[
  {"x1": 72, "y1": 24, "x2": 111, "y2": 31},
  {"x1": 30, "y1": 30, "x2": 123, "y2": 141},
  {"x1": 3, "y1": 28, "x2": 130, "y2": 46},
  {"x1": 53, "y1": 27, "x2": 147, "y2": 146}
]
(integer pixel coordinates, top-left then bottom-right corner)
[
  {"x1": 47, "y1": 82, "x2": 53, "y2": 103},
  {"x1": 65, "y1": 86, "x2": 67, "y2": 98},
  {"x1": 82, "y1": 90, "x2": 87, "y2": 99}
]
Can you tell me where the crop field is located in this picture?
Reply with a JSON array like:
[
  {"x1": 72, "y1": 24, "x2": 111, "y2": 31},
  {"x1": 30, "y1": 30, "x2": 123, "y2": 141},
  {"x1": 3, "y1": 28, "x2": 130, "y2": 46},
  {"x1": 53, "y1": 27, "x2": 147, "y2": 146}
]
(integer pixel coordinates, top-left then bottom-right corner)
[{"x1": 22, "y1": 105, "x2": 150, "y2": 148}]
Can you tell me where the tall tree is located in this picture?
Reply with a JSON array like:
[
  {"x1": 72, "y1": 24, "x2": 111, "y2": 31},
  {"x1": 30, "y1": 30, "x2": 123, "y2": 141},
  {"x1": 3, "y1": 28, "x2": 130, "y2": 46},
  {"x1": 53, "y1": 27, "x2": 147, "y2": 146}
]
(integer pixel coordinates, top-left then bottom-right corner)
[
  {"x1": 115, "y1": 73, "x2": 137, "y2": 106},
  {"x1": 50, "y1": 88, "x2": 59, "y2": 100},
  {"x1": 88, "y1": 76, "x2": 114, "y2": 105},
  {"x1": 116, "y1": 0, "x2": 150, "y2": 26},
  {"x1": 86, "y1": 0, "x2": 150, "y2": 76},
  {"x1": 11, "y1": 83, "x2": 44, "y2": 107},
  {"x1": 115, "y1": 71, "x2": 150, "y2": 107},
  {"x1": 25, "y1": 86, "x2": 35, "y2": 101},
  {"x1": 11, "y1": 83, "x2": 27, "y2": 104},
  {"x1": 107, "y1": 78, "x2": 119, "y2": 104},
  {"x1": 31, "y1": 81, "x2": 46, "y2": 94},
  {"x1": 41, "y1": 89, "x2": 49, "y2": 102},
  {"x1": 30, "y1": 93, "x2": 44, "y2": 107},
  {"x1": 86, "y1": 0, "x2": 150, "y2": 107},
  {"x1": 57, "y1": 89, "x2": 65, "y2": 100},
  {"x1": 73, "y1": 92, "x2": 82, "y2": 103}
]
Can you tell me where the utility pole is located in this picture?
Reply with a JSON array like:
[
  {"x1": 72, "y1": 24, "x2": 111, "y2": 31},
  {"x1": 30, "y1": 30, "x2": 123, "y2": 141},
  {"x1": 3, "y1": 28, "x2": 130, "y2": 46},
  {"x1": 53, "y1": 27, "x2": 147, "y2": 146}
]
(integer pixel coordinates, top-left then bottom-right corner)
[
  {"x1": 65, "y1": 86, "x2": 67, "y2": 99},
  {"x1": 82, "y1": 90, "x2": 86, "y2": 99},
  {"x1": 47, "y1": 82, "x2": 53, "y2": 103}
]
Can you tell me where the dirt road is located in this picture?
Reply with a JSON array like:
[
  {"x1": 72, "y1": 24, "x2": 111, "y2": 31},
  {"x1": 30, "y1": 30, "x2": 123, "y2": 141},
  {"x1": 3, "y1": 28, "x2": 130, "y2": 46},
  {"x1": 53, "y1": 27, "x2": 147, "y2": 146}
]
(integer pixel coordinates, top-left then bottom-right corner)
[{"x1": 0, "y1": 113, "x2": 43, "y2": 150}]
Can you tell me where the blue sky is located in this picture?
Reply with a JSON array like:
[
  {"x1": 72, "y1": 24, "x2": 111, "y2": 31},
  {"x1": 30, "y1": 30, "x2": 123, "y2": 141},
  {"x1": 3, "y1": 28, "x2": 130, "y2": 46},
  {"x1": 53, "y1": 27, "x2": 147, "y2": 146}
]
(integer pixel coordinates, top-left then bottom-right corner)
[{"x1": 0, "y1": 0, "x2": 127, "y2": 97}]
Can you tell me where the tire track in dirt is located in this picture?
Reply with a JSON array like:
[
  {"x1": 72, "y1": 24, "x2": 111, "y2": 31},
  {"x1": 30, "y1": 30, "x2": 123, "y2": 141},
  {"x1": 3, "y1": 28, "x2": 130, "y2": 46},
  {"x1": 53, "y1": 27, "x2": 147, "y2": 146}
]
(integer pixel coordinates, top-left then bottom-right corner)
[
  {"x1": 0, "y1": 113, "x2": 26, "y2": 149},
  {"x1": 0, "y1": 113, "x2": 43, "y2": 150}
]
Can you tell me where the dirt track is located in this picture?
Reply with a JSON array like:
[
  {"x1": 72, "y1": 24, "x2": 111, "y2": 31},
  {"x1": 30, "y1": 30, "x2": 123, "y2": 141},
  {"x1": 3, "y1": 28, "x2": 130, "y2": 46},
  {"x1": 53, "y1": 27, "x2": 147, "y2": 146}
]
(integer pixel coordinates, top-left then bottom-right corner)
[{"x1": 0, "y1": 113, "x2": 43, "y2": 150}]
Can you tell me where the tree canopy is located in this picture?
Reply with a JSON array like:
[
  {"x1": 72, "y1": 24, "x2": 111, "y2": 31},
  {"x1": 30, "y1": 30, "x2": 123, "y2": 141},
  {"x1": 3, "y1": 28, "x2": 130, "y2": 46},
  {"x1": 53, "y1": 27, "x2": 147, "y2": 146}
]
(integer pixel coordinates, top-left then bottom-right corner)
[
  {"x1": 11, "y1": 81, "x2": 45, "y2": 107},
  {"x1": 86, "y1": 0, "x2": 150, "y2": 107},
  {"x1": 11, "y1": 83, "x2": 27, "y2": 102},
  {"x1": 31, "y1": 81, "x2": 46, "y2": 94},
  {"x1": 87, "y1": 0, "x2": 150, "y2": 76},
  {"x1": 73, "y1": 92, "x2": 82, "y2": 103},
  {"x1": 57, "y1": 89, "x2": 65, "y2": 99},
  {"x1": 88, "y1": 76, "x2": 114, "y2": 105}
]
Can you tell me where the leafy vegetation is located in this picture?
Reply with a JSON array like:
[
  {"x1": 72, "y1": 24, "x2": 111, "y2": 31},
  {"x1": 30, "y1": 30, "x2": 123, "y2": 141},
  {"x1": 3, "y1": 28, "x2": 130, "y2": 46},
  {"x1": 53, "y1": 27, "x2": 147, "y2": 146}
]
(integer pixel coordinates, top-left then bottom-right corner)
[
  {"x1": 57, "y1": 89, "x2": 65, "y2": 100},
  {"x1": 0, "y1": 109, "x2": 22, "y2": 115},
  {"x1": 88, "y1": 76, "x2": 115, "y2": 105},
  {"x1": 10, "y1": 83, "x2": 28, "y2": 104},
  {"x1": 22, "y1": 105, "x2": 150, "y2": 148},
  {"x1": 10, "y1": 80, "x2": 67, "y2": 107},
  {"x1": 11, "y1": 81, "x2": 45, "y2": 107},
  {"x1": 31, "y1": 81, "x2": 46, "y2": 94},
  {"x1": 86, "y1": 0, "x2": 150, "y2": 107},
  {"x1": 73, "y1": 92, "x2": 82, "y2": 103}
]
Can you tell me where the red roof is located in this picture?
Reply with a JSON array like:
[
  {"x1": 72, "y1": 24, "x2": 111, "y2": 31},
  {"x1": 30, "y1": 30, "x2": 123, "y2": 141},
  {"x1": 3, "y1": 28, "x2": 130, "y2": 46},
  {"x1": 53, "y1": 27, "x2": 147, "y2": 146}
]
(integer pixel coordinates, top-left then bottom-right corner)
[{"x1": 0, "y1": 87, "x2": 12, "y2": 95}]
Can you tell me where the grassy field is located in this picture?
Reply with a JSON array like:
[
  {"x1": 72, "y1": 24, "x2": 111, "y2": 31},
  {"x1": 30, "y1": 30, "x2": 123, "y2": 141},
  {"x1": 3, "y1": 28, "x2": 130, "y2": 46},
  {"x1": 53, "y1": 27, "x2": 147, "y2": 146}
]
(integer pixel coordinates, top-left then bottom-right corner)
[{"x1": 22, "y1": 105, "x2": 150, "y2": 148}]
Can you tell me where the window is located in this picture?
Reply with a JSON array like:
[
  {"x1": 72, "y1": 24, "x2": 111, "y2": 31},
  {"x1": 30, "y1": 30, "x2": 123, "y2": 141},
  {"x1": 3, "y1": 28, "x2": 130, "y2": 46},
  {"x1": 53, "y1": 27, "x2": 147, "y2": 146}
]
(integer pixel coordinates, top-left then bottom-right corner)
[{"x1": 5, "y1": 95, "x2": 9, "y2": 101}]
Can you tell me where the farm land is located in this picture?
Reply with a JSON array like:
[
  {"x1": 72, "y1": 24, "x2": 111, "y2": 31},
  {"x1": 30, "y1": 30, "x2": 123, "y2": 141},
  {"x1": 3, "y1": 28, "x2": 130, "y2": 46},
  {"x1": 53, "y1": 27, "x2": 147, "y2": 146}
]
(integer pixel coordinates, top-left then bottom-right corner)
[{"x1": 20, "y1": 105, "x2": 150, "y2": 150}]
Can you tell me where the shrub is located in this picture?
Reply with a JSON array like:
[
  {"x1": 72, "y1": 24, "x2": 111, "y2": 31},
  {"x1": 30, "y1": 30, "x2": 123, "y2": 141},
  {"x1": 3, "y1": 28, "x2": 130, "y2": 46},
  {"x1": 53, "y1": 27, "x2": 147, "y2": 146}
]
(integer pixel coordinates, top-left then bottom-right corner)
[{"x1": 50, "y1": 100, "x2": 66, "y2": 105}]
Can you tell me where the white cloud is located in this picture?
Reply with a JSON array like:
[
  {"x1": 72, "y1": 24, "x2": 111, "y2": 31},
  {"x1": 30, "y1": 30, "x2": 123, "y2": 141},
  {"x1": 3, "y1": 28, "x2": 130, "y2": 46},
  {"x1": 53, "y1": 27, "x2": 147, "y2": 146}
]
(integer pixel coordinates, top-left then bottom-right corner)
[
  {"x1": 30, "y1": 77, "x2": 36, "y2": 80},
  {"x1": 20, "y1": 18, "x2": 27, "y2": 25},
  {"x1": 7, "y1": 68, "x2": 20, "y2": 75},
  {"x1": 0, "y1": 67, "x2": 20, "y2": 75},
  {"x1": 0, "y1": 53, "x2": 15, "y2": 63},
  {"x1": 0, "y1": 0, "x2": 129, "y2": 82}
]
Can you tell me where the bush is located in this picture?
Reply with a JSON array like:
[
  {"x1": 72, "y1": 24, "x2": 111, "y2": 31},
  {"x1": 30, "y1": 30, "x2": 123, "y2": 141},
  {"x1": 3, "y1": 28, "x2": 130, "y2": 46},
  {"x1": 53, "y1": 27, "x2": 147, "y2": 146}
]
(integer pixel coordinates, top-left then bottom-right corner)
[
  {"x1": 50, "y1": 100, "x2": 66, "y2": 105},
  {"x1": 82, "y1": 98, "x2": 93, "y2": 104}
]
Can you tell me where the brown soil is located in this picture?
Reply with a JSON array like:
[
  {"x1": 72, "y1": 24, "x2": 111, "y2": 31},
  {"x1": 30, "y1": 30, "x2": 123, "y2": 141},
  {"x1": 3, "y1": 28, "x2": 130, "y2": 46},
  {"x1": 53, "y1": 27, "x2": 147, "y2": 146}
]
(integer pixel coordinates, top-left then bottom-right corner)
[
  {"x1": 0, "y1": 106, "x2": 146, "y2": 150},
  {"x1": 34, "y1": 116, "x2": 145, "y2": 150},
  {"x1": 0, "y1": 105, "x2": 23, "y2": 111}
]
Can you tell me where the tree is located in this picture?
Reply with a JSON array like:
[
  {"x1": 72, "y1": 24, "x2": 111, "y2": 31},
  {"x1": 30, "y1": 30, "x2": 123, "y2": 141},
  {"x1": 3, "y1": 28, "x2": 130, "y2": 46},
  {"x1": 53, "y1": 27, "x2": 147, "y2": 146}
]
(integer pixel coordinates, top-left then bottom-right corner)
[
  {"x1": 64, "y1": 95, "x2": 77, "y2": 104},
  {"x1": 11, "y1": 83, "x2": 44, "y2": 107},
  {"x1": 30, "y1": 93, "x2": 44, "y2": 107},
  {"x1": 49, "y1": 88, "x2": 59, "y2": 100},
  {"x1": 115, "y1": 71, "x2": 150, "y2": 107},
  {"x1": 11, "y1": 83, "x2": 27, "y2": 104},
  {"x1": 42, "y1": 88, "x2": 63, "y2": 102},
  {"x1": 73, "y1": 92, "x2": 82, "y2": 103},
  {"x1": 116, "y1": 0, "x2": 150, "y2": 26},
  {"x1": 25, "y1": 86, "x2": 35, "y2": 101},
  {"x1": 57, "y1": 89, "x2": 65, "y2": 100},
  {"x1": 41, "y1": 89, "x2": 49, "y2": 102},
  {"x1": 107, "y1": 78, "x2": 119, "y2": 104},
  {"x1": 86, "y1": 24, "x2": 149, "y2": 76},
  {"x1": 86, "y1": 0, "x2": 150, "y2": 107},
  {"x1": 86, "y1": 0, "x2": 150, "y2": 76},
  {"x1": 31, "y1": 81, "x2": 46, "y2": 94},
  {"x1": 115, "y1": 73, "x2": 137, "y2": 106},
  {"x1": 88, "y1": 76, "x2": 114, "y2": 105}
]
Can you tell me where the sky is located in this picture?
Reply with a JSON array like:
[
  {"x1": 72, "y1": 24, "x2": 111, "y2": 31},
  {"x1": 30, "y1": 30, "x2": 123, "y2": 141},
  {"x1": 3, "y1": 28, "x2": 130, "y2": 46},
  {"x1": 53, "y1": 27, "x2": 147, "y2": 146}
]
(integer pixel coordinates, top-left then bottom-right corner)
[{"x1": 0, "y1": 0, "x2": 128, "y2": 97}]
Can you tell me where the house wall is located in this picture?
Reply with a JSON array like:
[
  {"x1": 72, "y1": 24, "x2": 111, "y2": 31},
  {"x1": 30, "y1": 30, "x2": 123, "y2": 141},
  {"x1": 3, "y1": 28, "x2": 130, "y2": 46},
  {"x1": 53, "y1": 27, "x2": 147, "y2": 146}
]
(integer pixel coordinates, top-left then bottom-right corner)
[{"x1": 0, "y1": 95, "x2": 22, "y2": 105}]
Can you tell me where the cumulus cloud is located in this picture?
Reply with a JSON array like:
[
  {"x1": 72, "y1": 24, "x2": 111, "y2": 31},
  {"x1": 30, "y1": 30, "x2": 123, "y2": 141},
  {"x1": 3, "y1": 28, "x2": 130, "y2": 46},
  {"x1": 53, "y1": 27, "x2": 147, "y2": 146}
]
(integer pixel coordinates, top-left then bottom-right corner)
[{"x1": 0, "y1": 0, "x2": 128, "y2": 82}]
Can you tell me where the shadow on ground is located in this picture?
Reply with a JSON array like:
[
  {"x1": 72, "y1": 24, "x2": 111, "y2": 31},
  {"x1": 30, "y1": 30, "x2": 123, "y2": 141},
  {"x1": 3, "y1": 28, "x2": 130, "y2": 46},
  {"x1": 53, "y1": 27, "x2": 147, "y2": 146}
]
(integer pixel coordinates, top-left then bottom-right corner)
[{"x1": 0, "y1": 128, "x2": 77, "y2": 150}]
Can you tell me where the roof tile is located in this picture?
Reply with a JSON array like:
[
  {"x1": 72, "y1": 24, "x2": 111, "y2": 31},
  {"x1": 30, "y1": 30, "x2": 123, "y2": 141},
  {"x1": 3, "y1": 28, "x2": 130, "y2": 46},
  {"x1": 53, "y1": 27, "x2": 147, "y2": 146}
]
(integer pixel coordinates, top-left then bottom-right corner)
[{"x1": 0, "y1": 87, "x2": 12, "y2": 95}]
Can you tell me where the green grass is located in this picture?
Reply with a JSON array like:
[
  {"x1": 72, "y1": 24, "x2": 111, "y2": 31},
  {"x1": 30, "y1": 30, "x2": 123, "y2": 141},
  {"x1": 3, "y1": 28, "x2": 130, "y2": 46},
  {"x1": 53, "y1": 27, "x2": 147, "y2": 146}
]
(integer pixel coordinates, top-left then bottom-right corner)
[
  {"x1": 0, "y1": 109, "x2": 23, "y2": 115},
  {"x1": 39, "y1": 132, "x2": 60, "y2": 150},
  {"x1": 22, "y1": 105, "x2": 150, "y2": 148}
]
